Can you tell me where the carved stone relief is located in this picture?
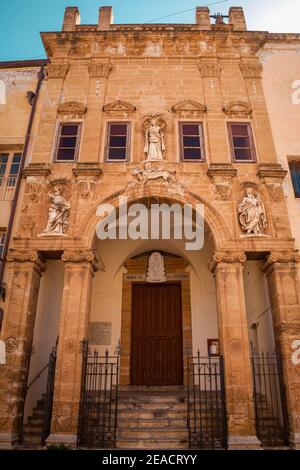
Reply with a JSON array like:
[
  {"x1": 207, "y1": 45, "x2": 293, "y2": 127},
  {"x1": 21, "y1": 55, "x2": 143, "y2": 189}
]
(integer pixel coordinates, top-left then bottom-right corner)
[
  {"x1": 146, "y1": 252, "x2": 166, "y2": 283},
  {"x1": 41, "y1": 186, "x2": 71, "y2": 236},
  {"x1": 238, "y1": 188, "x2": 267, "y2": 235}
]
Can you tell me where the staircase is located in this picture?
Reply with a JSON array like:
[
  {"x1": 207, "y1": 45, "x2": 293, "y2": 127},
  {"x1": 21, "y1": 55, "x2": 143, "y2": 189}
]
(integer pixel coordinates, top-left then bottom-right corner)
[
  {"x1": 21, "y1": 393, "x2": 46, "y2": 446},
  {"x1": 116, "y1": 387, "x2": 189, "y2": 449}
]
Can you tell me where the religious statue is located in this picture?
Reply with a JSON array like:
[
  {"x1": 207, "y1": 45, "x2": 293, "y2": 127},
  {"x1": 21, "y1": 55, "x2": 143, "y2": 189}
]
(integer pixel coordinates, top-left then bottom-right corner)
[
  {"x1": 238, "y1": 188, "x2": 267, "y2": 235},
  {"x1": 43, "y1": 186, "x2": 71, "y2": 235},
  {"x1": 144, "y1": 118, "x2": 166, "y2": 161},
  {"x1": 146, "y1": 252, "x2": 166, "y2": 283}
]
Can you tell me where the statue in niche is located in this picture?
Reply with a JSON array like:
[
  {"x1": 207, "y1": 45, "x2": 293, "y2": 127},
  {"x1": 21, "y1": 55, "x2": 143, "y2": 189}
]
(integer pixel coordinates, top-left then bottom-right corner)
[
  {"x1": 146, "y1": 252, "x2": 166, "y2": 283},
  {"x1": 144, "y1": 118, "x2": 166, "y2": 161},
  {"x1": 238, "y1": 188, "x2": 267, "y2": 235},
  {"x1": 43, "y1": 186, "x2": 71, "y2": 235}
]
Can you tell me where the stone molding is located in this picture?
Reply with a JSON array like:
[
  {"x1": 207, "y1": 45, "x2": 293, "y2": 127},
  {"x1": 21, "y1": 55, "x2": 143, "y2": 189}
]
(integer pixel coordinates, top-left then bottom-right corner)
[
  {"x1": 263, "y1": 251, "x2": 300, "y2": 272},
  {"x1": 6, "y1": 250, "x2": 46, "y2": 272},
  {"x1": 61, "y1": 249, "x2": 103, "y2": 272},
  {"x1": 57, "y1": 101, "x2": 87, "y2": 118},
  {"x1": 103, "y1": 100, "x2": 136, "y2": 117},
  {"x1": 46, "y1": 64, "x2": 69, "y2": 79},
  {"x1": 223, "y1": 100, "x2": 252, "y2": 118},
  {"x1": 274, "y1": 322, "x2": 300, "y2": 335},
  {"x1": 198, "y1": 62, "x2": 222, "y2": 78},
  {"x1": 257, "y1": 163, "x2": 287, "y2": 201},
  {"x1": 207, "y1": 164, "x2": 237, "y2": 200},
  {"x1": 88, "y1": 62, "x2": 112, "y2": 78},
  {"x1": 171, "y1": 100, "x2": 207, "y2": 118},
  {"x1": 72, "y1": 162, "x2": 102, "y2": 178},
  {"x1": 23, "y1": 163, "x2": 51, "y2": 178},
  {"x1": 239, "y1": 63, "x2": 262, "y2": 79},
  {"x1": 209, "y1": 251, "x2": 247, "y2": 273}
]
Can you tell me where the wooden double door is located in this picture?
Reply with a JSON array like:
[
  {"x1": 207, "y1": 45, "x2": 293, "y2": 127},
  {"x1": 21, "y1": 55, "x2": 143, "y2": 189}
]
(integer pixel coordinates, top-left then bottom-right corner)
[{"x1": 130, "y1": 283, "x2": 183, "y2": 386}]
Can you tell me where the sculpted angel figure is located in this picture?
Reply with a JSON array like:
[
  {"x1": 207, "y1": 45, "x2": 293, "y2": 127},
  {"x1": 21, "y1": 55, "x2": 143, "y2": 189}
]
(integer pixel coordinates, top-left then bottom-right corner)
[
  {"x1": 144, "y1": 118, "x2": 166, "y2": 161},
  {"x1": 43, "y1": 186, "x2": 71, "y2": 235},
  {"x1": 238, "y1": 188, "x2": 267, "y2": 235}
]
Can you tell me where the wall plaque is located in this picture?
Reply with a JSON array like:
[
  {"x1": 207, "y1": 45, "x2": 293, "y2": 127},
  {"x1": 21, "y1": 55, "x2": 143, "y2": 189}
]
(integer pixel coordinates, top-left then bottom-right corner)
[{"x1": 89, "y1": 322, "x2": 112, "y2": 346}]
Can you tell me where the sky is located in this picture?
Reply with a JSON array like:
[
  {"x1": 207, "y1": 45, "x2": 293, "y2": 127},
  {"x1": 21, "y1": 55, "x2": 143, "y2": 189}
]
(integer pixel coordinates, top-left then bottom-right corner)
[{"x1": 0, "y1": 0, "x2": 300, "y2": 61}]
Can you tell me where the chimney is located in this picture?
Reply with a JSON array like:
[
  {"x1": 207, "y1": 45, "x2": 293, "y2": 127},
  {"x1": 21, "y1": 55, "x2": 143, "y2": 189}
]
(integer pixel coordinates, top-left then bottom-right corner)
[
  {"x1": 62, "y1": 7, "x2": 80, "y2": 32},
  {"x1": 98, "y1": 6, "x2": 114, "y2": 30},
  {"x1": 229, "y1": 7, "x2": 247, "y2": 31},
  {"x1": 195, "y1": 7, "x2": 211, "y2": 30}
]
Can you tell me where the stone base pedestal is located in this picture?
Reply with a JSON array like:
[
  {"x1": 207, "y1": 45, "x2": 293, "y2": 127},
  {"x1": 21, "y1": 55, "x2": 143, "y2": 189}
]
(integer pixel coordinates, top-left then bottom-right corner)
[
  {"x1": 46, "y1": 433, "x2": 77, "y2": 448},
  {"x1": 0, "y1": 432, "x2": 18, "y2": 449},
  {"x1": 228, "y1": 435, "x2": 262, "y2": 450},
  {"x1": 290, "y1": 432, "x2": 300, "y2": 450}
]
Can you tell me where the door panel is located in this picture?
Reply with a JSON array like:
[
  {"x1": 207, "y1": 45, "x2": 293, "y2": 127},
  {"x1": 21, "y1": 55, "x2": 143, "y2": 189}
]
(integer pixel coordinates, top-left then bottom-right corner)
[{"x1": 131, "y1": 283, "x2": 183, "y2": 386}]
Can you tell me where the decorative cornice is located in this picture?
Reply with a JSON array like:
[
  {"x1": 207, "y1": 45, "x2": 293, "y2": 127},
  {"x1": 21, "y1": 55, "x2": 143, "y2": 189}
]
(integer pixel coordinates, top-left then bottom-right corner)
[
  {"x1": 263, "y1": 252, "x2": 300, "y2": 272},
  {"x1": 6, "y1": 250, "x2": 46, "y2": 272},
  {"x1": 103, "y1": 100, "x2": 136, "y2": 116},
  {"x1": 57, "y1": 101, "x2": 87, "y2": 118},
  {"x1": 198, "y1": 62, "x2": 222, "y2": 78},
  {"x1": 88, "y1": 62, "x2": 112, "y2": 78},
  {"x1": 257, "y1": 163, "x2": 287, "y2": 181},
  {"x1": 207, "y1": 164, "x2": 237, "y2": 201},
  {"x1": 72, "y1": 162, "x2": 102, "y2": 178},
  {"x1": 46, "y1": 64, "x2": 69, "y2": 79},
  {"x1": 207, "y1": 164, "x2": 237, "y2": 179},
  {"x1": 239, "y1": 63, "x2": 262, "y2": 79},
  {"x1": 274, "y1": 322, "x2": 300, "y2": 336},
  {"x1": 61, "y1": 249, "x2": 103, "y2": 272},
  {"x1": 209, "y1": 251, "x2": 247, "y2": 273},
  {"x1": 223, "y1": 101, "x2": 252, "y2": 118},
  {"x1": 171, "y1": 100, "x2": 207, "y2": 118},
  {"x1": 23, "y1": 163, "x2": 51, "y2": 178}
]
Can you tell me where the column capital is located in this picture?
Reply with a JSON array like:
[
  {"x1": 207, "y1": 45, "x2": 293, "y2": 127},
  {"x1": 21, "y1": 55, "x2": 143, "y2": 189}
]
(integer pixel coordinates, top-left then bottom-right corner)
[
  {"x1": 61, "y1": 249, "x2": 103, "y2": 272},
  {"x1": 6, "y1": 249, "x2": 46, "y2": 273},
  {"x1": 263, "y1": 251, "x2": 300, "y2": 273},
  {"x1": 209, "y1": 251, "x2": 246, "y2": 273}
]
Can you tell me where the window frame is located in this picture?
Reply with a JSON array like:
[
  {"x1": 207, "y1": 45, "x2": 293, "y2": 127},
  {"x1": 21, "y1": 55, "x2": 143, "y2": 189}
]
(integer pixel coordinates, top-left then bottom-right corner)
[
  {"x1": 179, "y1": 121, "x2": 206, "y2": 162},
  {"x1": 54, "y1": 122, "x2": 82, "y2": 163},
  {"x1": 0, "y1": 151, "x2": 22, "y2": 187},
  {"x1": 227, "y1": 121, "x2": 257, "y2": 163},
  {"x1": 289, "y1": 160, "x2": 300, "y2": 198},
  {"x1": 0, "y1": 229, "x2": 6, "y2": 261},
  {"x1": 105, "y1": 121, "x2": 131, "y2": 162}
]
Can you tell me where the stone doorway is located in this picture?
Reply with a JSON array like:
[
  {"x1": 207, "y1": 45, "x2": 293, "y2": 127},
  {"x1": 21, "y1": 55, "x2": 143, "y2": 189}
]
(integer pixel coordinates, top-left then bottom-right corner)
[{"x1": 130, "y1": 282, "x2": 183, "y2": 386}]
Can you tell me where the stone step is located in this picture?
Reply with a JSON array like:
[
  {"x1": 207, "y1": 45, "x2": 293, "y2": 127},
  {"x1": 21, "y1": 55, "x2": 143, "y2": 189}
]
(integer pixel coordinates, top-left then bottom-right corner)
[
  {"x1": 27, "y1": 416, "x2": 44, "y2": 425},
  {"x1": 117, "y1": 438, "x2": 189, "y2": 450},
  {"x1": 118, "y1": 428, "x2": 188, "y2": 440},
  {"x1": 23, "y1": 421, "x2": 43, "y2": 432},
  {"x1": 117, "y1": 402, "x2": 187, "y2": 411},
  {"x1": 117, "y1": 410, "x2": 186, "y2": 420},
  {"x1": 118, "y1": 395, "x2": 186, "y2": 404},
  {"x1": 118, "y1": 418, "x2": 188, "y2": 429}
]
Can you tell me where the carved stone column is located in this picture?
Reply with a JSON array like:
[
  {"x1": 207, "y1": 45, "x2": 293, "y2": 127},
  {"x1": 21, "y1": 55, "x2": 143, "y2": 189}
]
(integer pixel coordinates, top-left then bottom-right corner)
[
  {"x1": 210, "y1": 252, "x2": 261, "y2": 449},
  {"x1": 47, "y1": 250, "x2": 99, "y2": 447},
  {"x1": 0, "y1": 250, "x2": 46, "y2": 449},
  {"x1": 263, "y1": 252, "x2": 300, "y2": 449}
]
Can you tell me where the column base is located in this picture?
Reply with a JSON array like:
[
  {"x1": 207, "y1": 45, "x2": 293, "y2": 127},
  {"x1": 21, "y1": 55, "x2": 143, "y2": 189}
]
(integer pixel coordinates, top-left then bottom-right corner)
[
  {"x1": 0, "y1": 432, "x2": 18, "y2": 449},
  {"x1": 46, "y1": 433, "x2": 77, "y2": 448},
  {"x1": 289, "y1": 432, "x2": 300, "y2": 450},
  {"x1": 228, "y1": 435, "x2": 262, "y2": 450}
]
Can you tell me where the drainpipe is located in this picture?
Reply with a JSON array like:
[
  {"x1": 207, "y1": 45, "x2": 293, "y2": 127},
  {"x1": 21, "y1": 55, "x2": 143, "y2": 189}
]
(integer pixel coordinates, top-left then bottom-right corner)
[{"x1": 0, "y1": 64, "x2": 46, "y2": 314}]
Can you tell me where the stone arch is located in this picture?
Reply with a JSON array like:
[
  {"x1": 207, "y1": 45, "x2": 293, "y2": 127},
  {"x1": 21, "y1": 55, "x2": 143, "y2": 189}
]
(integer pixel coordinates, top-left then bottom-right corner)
[{"x1": 80, "y1": 183, "x2": 232, "y2": 251}]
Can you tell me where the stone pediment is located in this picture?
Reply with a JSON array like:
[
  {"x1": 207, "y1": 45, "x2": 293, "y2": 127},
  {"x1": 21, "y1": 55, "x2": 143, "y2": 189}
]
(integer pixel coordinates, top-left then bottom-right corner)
[
  {"x1": 103, "y1": 100, "x2": 136, "y2": 117},
  {"x1": 172, "y1": 100, "x2": 207, "y2": 118},
  {"x1": 223, "y1": 101, "x2": 252, "y2": 118},
  {"x1": 57, "y1": 101, "x2": 87, "y2": 118}
]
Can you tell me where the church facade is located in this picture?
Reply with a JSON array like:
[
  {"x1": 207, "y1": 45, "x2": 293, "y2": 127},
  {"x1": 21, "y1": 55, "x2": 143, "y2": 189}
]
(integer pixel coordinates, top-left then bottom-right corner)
[{"x1": 0, "y1": 6, "x2": 300, "y2": 450}]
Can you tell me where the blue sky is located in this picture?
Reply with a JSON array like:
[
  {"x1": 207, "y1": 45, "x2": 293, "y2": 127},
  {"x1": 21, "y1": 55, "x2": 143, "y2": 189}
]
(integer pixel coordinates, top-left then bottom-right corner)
[{"x1": 0, "y1": 0, "x2": 300, "y2": 61}]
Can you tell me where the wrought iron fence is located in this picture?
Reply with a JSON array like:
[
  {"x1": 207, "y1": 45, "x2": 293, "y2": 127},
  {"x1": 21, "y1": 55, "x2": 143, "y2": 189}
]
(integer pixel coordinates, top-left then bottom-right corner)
[
  {"x1": 41, "y1": 347, "x2": 57, "y2": 445},
  {"x1": 77, "y1": 340, "x2": 119, "y2": 448},
  {"x1": 187, "y1": 353, "x2": 227, "y2": 449},
  {"x1": 251, "y1": 349, "x2": 289, "y2": 447}
]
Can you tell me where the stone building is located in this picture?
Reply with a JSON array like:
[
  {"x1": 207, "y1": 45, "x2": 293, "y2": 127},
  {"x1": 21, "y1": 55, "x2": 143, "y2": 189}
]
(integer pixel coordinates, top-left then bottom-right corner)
[{"x1": 0, "y1": 6, "x2": 300, "y2": 450}]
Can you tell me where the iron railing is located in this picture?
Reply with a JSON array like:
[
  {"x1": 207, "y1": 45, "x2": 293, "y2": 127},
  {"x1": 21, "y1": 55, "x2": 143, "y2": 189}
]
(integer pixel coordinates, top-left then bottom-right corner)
[
  {"x1": 0, "y1": 176, "x2": 17, "y2": 201},
  {"x1": 41, "y1": 347, "x2": 57, "y2": 445},
  {"x1": 77, "y1": 340, "x2": 119, "y2": 448},
  {"x1": 187, "y1": 353, "x2": 227, "y2": 449},
  {"x1": 251, "y1": 350, "x2": 289, "y2": 447}
]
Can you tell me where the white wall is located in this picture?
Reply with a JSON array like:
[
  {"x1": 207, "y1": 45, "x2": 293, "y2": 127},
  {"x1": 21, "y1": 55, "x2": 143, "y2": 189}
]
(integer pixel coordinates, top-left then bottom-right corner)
[{"x1": 24, "y1": 260, "x2": 64, "y2": 422}]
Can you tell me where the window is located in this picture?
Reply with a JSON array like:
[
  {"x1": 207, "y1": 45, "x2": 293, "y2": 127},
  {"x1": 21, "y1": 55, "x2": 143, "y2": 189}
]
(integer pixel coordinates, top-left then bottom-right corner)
[
  {"x1": 106, "y1": 123, "x2": 130, "y2": 161},
  {"x1": 55, "y1": 123, "x2": 81, "y2": 162},
  {"x1": 289, "y1": 162, "x2": 300, "y2": 198},
  {"x1": 228, "y1": 122, "x2": 256, "y2": 162},
  {"x1": 0, "y1": 230, "x2": 6, "y2": 260},
  {"x1": 0, "y1": 152, "x2": 21, "y2": 200},
  {"x1": 180, "y1": 123, "x2": 205, "y2": 161}
]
